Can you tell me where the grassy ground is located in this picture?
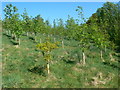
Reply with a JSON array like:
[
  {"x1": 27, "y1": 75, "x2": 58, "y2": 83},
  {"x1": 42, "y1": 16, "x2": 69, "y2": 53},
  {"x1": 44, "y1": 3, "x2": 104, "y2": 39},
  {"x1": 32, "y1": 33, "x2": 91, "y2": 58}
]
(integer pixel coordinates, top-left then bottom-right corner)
[{"x1": 2, "y1": 32, "x2": 119, "y2": 88}]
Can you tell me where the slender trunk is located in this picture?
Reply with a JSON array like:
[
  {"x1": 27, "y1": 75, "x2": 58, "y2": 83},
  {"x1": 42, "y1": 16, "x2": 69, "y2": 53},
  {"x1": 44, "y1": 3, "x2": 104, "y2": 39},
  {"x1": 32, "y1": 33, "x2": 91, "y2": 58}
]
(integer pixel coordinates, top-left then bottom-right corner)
[
  {"x1": 83, "y1": 52, "x2": 86, "y2": 65},
  {"x1": 62, "y1": 41, "x2": 64, "y2": 49},
  {"x1": 34, "y1": 32, "x2": 37, "y2": 42},
  {"x1": 47, "y1": 51, "x2": 50, "y2": 74},
  {"x1": 100, "y1": 50, "x2": 104, "y2": 62}
]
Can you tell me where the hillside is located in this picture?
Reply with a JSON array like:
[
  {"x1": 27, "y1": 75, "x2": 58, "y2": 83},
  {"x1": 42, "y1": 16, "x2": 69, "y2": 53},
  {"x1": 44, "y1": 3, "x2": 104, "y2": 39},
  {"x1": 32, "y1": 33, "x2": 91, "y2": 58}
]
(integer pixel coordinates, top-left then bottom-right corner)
[
  {"x1": 2, "y1": 32, "x2": 119, "y2": 88},
  {"x1": 2, "y1": 2, "x2": 120, "y2": 88}
]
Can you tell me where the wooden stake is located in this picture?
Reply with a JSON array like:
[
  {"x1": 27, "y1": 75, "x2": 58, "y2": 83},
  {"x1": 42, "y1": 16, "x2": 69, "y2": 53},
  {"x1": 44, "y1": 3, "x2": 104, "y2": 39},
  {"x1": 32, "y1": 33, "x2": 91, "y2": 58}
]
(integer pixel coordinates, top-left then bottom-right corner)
[
  {"x1": 83, "y1": 52, "x2": 86, "y2": 65},
  {"x1": 100, "y1": 50, "x2": 104, "y2": 62},
  {"x1": 47, "y1": 63, "x2": 50, "y2": 74}
]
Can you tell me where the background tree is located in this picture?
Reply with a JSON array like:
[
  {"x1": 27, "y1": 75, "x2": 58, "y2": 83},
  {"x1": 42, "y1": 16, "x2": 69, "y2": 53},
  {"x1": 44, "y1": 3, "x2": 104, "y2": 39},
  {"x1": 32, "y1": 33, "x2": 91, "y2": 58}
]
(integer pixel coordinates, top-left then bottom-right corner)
[
  {"x1": 21, "y1": 8, "x2": 30, "y2": 36},
  {"x1": 3, "y1": 4, "x2": 18, "y2": 37},
  {"x1": 32, "y1": 15, "x2": 45, "y2": 42}
]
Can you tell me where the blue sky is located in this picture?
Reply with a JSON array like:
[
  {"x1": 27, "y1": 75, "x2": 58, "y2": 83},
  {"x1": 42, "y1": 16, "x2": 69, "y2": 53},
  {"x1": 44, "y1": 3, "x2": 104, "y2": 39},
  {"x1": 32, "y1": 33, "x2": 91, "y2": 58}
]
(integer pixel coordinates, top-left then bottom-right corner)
[{"x1": 1, "y1": 2, "x2": 118, "y2": 24}]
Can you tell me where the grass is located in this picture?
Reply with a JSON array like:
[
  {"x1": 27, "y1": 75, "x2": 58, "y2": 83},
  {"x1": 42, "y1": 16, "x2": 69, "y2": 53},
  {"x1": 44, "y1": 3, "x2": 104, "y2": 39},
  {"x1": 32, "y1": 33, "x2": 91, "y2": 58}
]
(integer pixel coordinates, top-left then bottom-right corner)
[{"x1": 2, "y1": 32, "x2": 119, "y2": 88}]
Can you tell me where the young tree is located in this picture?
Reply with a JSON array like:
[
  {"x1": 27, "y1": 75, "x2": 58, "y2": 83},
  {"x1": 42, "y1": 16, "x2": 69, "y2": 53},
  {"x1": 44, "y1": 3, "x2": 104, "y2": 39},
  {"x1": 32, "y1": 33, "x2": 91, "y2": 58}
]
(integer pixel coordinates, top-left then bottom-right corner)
[
  {"x1": 36, "y1": 39, "x2": 59, "y2": 75},
  {"x1": 65, "y1": 15, "x2": 78, "y2": 40},
  {"x1": 21, "y1": 8, "x2": 30, "y2": 36},
  {"x1": 3, "y1": 4, "x2": 24, "y2": 45},
  {"x1": 75, "y1": 6, "x2": 91, "y2": 65},
  {"x1": 57, "y1": 18, "x2": 65, "y2": 37},
  {"x1": 90, "y1": 26, "x2": 110, "y2": 62},
  {"x1": 96, "y1": 2, "x2": 120, "y2": 51},
  {"x1": 3, "y1": 4, "x2": 18, "y2": 37},
  {"x1": 32, "y1": 15, "x2": 45, "y2": 42},
  {"x1": 45, "y1": 20, "x2": 52, "y2": 35}
]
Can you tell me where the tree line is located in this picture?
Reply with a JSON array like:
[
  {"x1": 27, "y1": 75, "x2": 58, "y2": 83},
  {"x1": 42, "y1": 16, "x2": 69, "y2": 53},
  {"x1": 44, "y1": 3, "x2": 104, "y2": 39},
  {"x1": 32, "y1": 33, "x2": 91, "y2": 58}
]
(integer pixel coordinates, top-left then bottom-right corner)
[
  {"x1": 2, "y1": 2, "x2": 120, "y2": 74},
  {"x1": 2, "y1": 2, "x2": 120, "y2": 51}
]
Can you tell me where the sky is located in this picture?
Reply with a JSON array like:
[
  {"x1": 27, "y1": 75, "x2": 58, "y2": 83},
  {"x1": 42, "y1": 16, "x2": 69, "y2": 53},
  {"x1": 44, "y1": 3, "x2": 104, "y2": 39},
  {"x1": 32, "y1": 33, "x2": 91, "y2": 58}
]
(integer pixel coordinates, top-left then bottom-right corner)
[{"x1": 1, "y1": 2, "x2": 119, "y2": 25}]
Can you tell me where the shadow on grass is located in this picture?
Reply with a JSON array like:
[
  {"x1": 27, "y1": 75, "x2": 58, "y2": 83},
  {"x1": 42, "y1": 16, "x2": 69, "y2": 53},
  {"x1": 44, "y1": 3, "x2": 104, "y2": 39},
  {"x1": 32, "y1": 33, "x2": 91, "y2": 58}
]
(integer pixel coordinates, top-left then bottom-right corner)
[
  {"x1": 64, "y1": 60, "x2": 77, "y2": 64},
  {"x1": 3, "y1": 33, "x2": 11, "y2": 38},
  {"x1": 29, "y1": 36, "x2": 35, "y2": 40},
  {"x1": 28, "y1": 65, "x2": 47, "y2": 76},
  {"x1": 103, "y1": 61, "x2": 120, "y2": 70},
  {"x1": 10, "y1": 40, "x2": 18, "y2": 45},
  {"x1": 62, "y1": 57, "x2": 77, "y2": 64},
  {"x1": 3, "y1": 33, "x2": 19, "y2": 45}
]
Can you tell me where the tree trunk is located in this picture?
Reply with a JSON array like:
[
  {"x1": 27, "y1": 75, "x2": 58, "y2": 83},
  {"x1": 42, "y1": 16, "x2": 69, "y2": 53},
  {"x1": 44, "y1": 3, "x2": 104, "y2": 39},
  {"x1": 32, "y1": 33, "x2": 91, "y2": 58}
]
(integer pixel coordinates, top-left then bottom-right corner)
[
  {"x1": 62, "y1": 41, "x2": 64, "y2": 49},
  {"x1": 83, "y1": 52, "x2": 86, "y2": 65},
  {"x1": 100, "y1": 50, "x2": 104, "y2": 62}
]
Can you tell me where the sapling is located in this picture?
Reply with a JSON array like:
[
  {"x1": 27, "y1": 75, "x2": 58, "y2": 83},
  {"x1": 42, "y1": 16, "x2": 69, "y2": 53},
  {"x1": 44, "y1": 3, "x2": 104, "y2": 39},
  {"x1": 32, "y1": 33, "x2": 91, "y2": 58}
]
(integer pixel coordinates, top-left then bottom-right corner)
[
  {"x1": 80, "y1": 40, "x2": 90, "y2": 65},
  {"x1": 93, "y1": 34, "x2": 109, "y2": 62},
  {"x1": 75, "y1": 6, "x2": 91, "y2": 65},
  {"x1": 36, "y1": 39, "x2": 59, "y2": 75}
]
